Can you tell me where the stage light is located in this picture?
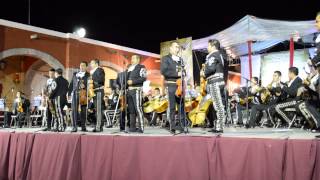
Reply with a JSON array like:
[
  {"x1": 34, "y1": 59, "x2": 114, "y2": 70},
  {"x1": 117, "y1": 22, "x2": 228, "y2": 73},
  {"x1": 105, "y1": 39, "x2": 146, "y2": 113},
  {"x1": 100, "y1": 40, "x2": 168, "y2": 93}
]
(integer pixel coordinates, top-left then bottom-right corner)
[
  {"x1": 30, "y1": 34, "x2": 38, "y2": 40},
  {"x1": 74, "y1": 27, "x2": 86, "y2": 38}
]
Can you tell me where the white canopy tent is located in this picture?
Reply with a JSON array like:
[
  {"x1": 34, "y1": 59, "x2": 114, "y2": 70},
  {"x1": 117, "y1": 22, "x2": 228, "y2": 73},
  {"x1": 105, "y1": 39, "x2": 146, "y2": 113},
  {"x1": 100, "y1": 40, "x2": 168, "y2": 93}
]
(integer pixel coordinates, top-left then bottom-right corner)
[{"x1": 192, "y1": 15, "x2": 318, "y2": 57}]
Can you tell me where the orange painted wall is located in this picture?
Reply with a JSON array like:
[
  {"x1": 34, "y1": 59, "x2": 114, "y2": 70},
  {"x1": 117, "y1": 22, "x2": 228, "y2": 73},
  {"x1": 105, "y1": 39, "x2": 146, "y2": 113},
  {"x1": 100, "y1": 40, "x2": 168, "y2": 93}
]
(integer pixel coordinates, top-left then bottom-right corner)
[{"x1": 0, "y1": 25, "x2": 161, "y2": 85}]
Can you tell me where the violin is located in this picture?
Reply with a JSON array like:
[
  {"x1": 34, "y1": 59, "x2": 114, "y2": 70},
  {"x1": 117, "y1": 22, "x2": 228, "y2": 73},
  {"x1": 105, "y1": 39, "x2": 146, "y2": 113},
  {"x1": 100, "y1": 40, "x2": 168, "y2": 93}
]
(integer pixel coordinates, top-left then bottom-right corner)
[
  {"x1": 175, "y1": 65, "x2": 186, "y2": 97},
  {"x1": 200, "y1": 77, "x2": 207, "y2": 96},
  {"x1": 79, "y1": 79, "x2": 87, "y2": 106},
  {"x1": 88, "y1": 77, "x2": 95, "y2": 99},
  {"x1": 175, "y1": 79, "x2": 184, "y2": 97}
]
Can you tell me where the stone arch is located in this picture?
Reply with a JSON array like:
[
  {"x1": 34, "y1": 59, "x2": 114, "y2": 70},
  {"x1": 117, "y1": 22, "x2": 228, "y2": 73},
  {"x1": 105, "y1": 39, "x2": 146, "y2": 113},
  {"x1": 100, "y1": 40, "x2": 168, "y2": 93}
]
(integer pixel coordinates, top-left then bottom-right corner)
[
  {"x1": 0, "y1": 48, "x2": 64, "y2": 69},
  {"x1": 99, "y1": 61, "x2": 123, "y2": 72},
  {"x1": 0, "y1": 48, "x2": 64, "y2": 102}
]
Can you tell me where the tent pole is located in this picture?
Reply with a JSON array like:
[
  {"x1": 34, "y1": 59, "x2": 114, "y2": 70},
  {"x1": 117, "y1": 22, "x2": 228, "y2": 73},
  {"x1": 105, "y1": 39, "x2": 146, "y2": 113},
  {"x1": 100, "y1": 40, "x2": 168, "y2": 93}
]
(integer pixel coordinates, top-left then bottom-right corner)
[
  {"x1": 289, "y1": 37, "x2": 294, "y2": 67},
  {"x1": 247, "y1": 41, "x2": 252, "y2": 79}
]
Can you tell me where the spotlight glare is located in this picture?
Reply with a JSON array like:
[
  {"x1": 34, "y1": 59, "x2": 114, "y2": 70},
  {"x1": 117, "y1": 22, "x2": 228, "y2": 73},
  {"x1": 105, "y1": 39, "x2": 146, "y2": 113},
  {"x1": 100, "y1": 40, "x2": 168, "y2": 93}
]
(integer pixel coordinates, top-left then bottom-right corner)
[{"x1": 74, "y1": 27, "x2": 86, "y2": 38}]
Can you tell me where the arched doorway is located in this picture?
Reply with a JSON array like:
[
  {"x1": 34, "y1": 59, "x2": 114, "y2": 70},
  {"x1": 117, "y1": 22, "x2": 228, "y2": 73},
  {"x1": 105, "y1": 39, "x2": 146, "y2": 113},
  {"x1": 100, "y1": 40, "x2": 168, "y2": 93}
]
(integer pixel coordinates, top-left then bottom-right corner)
[{"x1": 0, "y1": 48, "x2": 64, "y2": 107}]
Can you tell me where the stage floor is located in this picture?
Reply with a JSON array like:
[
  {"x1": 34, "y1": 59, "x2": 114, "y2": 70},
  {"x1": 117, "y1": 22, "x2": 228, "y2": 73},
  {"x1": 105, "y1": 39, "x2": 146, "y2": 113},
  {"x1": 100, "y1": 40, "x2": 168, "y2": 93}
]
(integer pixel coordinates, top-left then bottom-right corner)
[{"x1": 1, "y1": 126, "x2": 319, "y2": 139}]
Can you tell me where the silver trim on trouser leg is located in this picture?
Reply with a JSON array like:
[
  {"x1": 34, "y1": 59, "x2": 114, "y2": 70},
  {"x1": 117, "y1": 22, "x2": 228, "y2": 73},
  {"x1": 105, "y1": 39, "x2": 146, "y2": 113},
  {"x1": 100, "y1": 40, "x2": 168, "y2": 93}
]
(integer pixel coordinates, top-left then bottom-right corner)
[
  {"x1": 54, "y1": 99, "x2": 59, "y2": 129},
  {"x1": 136, "y1": 89, "x2": 144, "y2": 131},
  {"x1": 234, "y1": 103, "x2": 239, "y2": 125},
  {"x1": 151, "y1": 111, "x2": 156, "y2": 125},
  {"x1": 208, "y1": 82, "x2": 225, "y2": 131},
  {"x1": 275, "y1": 100, "x2": 297, "y2": 124},
  {"x1": 298, "y1": 101, "x2": 318, "y2": 128},
  {"x1": 105, "y1": 111, "x2": 111, "y2": 127},
  {"x1": 42, "y1": 110, "x2": 47, "y2": 127},
  {"x1": 57, "y1": 96, "x2": 64, "y2": 131},
  {"x1": 72, "y1": 92, "x2": 77, "y2": 128},
  {"x1": 165, "y1": 86, "x2": 171, "y2": 129},
  {"x1": 96, "y1": 92, "x2": 102, "y2": 130}
]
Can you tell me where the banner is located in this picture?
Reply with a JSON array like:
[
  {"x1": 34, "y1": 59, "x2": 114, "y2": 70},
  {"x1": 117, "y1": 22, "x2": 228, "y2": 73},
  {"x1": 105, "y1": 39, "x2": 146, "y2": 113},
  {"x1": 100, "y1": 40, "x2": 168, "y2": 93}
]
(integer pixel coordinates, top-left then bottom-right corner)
[
  {"x1": 240, "y1": 55, "x2": 261, "y2": 86},
  {"x1": 260, "y1": 50, "x2": 308, "y2": 86},
  {"x1": 160, "y1": 37, "x2": 193, "y2": 85}
]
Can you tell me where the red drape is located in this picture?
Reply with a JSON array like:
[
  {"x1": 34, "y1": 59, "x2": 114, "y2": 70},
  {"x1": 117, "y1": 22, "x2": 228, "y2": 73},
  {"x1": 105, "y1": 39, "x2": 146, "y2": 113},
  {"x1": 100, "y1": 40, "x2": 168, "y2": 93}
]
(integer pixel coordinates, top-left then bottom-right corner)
[{"x1": 0, "y1": 132, "x2": 320, "y2": 180}]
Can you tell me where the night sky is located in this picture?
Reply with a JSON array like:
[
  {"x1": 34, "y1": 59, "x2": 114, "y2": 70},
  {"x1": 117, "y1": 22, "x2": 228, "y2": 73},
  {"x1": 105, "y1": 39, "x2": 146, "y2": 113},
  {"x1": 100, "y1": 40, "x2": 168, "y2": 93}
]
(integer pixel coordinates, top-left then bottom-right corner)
[{"x1": 1, "y1": 0, "x2": 319, "y2": 54}]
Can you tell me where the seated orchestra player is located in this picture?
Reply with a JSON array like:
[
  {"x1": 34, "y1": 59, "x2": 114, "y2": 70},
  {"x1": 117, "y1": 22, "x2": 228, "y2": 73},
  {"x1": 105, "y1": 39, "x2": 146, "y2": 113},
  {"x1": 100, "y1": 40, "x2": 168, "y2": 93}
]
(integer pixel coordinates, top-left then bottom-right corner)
[{"x1": 12, "y1": 91, "x2": 30, "y2": 128}]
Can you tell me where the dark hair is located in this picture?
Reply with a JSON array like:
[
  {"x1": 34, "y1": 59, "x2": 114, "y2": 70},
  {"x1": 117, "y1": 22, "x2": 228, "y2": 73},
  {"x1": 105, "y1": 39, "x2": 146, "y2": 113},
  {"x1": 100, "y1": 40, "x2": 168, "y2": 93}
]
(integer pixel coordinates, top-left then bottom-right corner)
[
  {"x1": 155, "y1": 88, "x2": 160, "y2": 91},
  {"x1": 208, "y1": 39, "x2": 220, "y2": 50},
  {"x1": 55, "y1": 68, "x2": 63, "y2": 75},
  {"x1": 260, "y1": 88, "x2": 268, "y2": 94},
  {"x1": 49, "y1": 68, "x2": 55, "y2": 72},
  {"x1": 288, "y1": 67, "x2": 299, "y2": 76},
  {"x1": 252, "y1": 76, "x2": 259, "y2": 83},
  {"x1": 91, "y1": 59, "x2": 100, "y2": 65},
  {"x1": 274, "y1": 71, "x2": 282, "y2": 76},
  {"x1": 80, "y1": 61, "x2": 88, "y2": 66}
]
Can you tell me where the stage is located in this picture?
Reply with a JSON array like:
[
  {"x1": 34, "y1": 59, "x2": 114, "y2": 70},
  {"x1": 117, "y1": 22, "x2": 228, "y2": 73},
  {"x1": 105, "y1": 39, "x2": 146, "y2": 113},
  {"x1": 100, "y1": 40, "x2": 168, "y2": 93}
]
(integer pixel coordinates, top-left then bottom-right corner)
[{"x1": 0, "y1": 127, "x2": 319, "y2": 180}]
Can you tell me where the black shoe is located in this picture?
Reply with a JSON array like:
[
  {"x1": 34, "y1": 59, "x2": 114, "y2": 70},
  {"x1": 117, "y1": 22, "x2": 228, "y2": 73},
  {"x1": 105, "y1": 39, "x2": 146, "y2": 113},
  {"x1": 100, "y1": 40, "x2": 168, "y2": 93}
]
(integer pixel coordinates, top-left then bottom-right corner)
[
  {"x1": 106, "y1": 125, "x2": 113, "y2": 128},
  {"x1": 265, "y1": 123, "x2": 273, "y2": 128},
  {"x1": 206, "y1": 124, "x2": 214, "y2": 128},
  {"x1": 245, "y1": 124, "x2": 254, "y2": 129},
  {"x1": 42, "y1": 128, "x2": 51, "y2": 131},
  {"x1": 136, "y1": 129, "x2": 144, "y2": 133},
  {"x1": 81, "y1": 128, "x2": 87, "y2": 132},
  {"x1": 208, "y1": 129, "x2": 223, "y2": 133},
  {"x1": 170, "y1": 129, "x2": 176, "y2": 134},
  {"x1": 52, "y1": 128, "x2": 59, "y2": 132},
  {"x1": 128, "y1": 129, "x2": 136, "y2": 133},
  {"x1": 71, "y1": 128, "x2": 77, "y2": 132},
  {"x1": 176, "y1": 126, "x2": 185, "y2": 133},
  {"x1": 315, "y1": 135, "x2": 320, "y2": 138},
  {"x1": 92, "y1": 128, "x2": 100, "y2": 132}
]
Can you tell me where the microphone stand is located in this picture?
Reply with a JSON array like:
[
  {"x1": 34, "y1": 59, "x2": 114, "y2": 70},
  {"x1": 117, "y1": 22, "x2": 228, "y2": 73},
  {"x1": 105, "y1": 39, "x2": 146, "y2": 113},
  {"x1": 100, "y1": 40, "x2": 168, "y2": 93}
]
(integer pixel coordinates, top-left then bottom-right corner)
[
  {"x1": 240, "y1": 75, "x2": 251, "y2": 124},
  {"x1": 113, "y1": 61, "x2": 128, "y2": 133},
  {"x1": 179, "y1": 60, "x2": 188, "y2": 134},
  {"x1": 111, "y1": 70, "x2": 126, "y2": 132}
]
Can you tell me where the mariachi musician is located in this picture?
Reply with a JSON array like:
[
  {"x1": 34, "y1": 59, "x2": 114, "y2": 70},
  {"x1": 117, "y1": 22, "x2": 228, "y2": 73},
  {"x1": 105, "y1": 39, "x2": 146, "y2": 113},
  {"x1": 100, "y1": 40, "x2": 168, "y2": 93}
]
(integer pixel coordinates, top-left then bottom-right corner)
[
  {"x1": 43, "y1": 68, "x2": 56, "y2": 131},
  {"x1": 50, "y1": 68, "x2": 69, "y2": 132},
  {"x1": 89, "y1": 59, "x2": 106, "y2": 132},
  {"x1": 126, "y1": 55, "x2": 147, "y2": 133},
  {"x1": 160, "y1": 41, "x2": 185, "y2": 134},
  {"x1": 246, "y1": 71, "x2": 284, "y2": 128},
  {"x1": 68, "y1": 61, "x2": 90, "y2": 132},
  {"x1": 274, "y1": 67, "x2": 302, "y2": 125},
  {"x1": 148, "y1": 88, "x2": 165, "y2": 126},
  {"x1": 115, "y1": 70, "x2": 128, "y2": 132},
  {"x1": 12, "y1": 91, "x2": 30, "y2": 128},
  {"x1": 202, "y1": 39, "x2": 226, "y2": 133}
]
